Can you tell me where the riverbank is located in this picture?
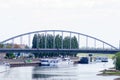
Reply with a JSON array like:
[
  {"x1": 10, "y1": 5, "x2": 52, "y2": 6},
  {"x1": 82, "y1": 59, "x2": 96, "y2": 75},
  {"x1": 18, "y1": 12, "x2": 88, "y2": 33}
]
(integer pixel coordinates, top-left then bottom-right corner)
[
  {"x1": 0, "y1": 59, "x2": 116, "y2": 80},
  {"x1": 98, "y1": 69, "x2": 120, "y2": 80},
  {"x1": 0, "y1": 58, "x2": 41, "y2": 67},
  {"x1": 77, "y1": 53, "x2": 114, "y2": 59},
  {"x1": 114, "y1": 78, "x2": 120, "y2": 80},
  {"x1": 98, "y1": 69, "x2": 120, "y2": 75},
  {"x1": 1, "y1": 57, "x2": 79, "y2": 67}
]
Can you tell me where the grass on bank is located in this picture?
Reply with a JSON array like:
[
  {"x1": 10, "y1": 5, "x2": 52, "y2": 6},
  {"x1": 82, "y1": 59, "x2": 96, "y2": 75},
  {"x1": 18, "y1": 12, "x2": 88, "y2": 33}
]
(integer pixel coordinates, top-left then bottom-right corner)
[
  {"x1": 77, "y1": 53, "x2": 120, "y2": 76},
  {"x1": 77, "y1": 53, "x2": 115, "y2": 59},
  {"x1": 98, "y1": 69, "x2": 120, "y2": 76},
  {"x1": 104, "y1": 71, "x2": 120, "y2": 75}
]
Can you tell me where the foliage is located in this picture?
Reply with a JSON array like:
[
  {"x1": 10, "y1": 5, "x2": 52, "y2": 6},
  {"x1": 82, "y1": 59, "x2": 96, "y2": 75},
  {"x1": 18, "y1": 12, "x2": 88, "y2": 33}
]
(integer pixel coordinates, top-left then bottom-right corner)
[
  {"x1": 0, "y1": 43, "x2": 29, "y2": 49},
  {"x1": 115, "y1": 52, "x2": 120, "y2": 70},
  {"x1": 6, "y1": 43, "x2": 12, "y2": 48},
  {"x1": 63, "y1": 36, "x2": 70, "y2": 49},
  {"x1": 55, "y1": 34, "x2": 62, "y2": 48},
  {"x1": 5, "y1": 53, "x2": 15, "y2": 59},
  {"x1": 71, "y1": 36, "x2": 79, "y2": 49},
  {"x1": 32, "y1": 33, "x2": 79, "y2": 58},
  {"x1": 46, "y1": 34, "x2": 54, "y2": 48},
  {"x1": 32, "y1": 34, "x2": 38, "y2": 48},
  {"x1": 0, "y1": 44, "x2": 4, "y2": 48},
  {"x1": 77, "y1": 53, "x2": 114, "y2": 59}
]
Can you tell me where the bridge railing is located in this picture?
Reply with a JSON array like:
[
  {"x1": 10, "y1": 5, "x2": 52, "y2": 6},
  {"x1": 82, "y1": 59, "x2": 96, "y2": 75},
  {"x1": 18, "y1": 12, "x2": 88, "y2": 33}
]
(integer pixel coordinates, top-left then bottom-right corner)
[{"x1": 0, "y1": 48, "x2": 119, "y2": 54}]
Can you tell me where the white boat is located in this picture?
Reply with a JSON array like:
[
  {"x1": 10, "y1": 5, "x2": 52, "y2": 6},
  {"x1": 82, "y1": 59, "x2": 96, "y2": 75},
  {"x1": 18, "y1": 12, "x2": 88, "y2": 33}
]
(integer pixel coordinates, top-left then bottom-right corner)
[
  {"x1": 101, "y1": 57, "x2": 108, "y2": 62},
  {"x1": 40, "y1": 58, "x2": 56, "y2": 66},
  {"x1": 94, "y1": 57, "x2": 108, "y2": 62},
  {"x1": 40, "y1": 58, "x2": 73, "y2": 66},
  {"x1": 0, "y1": 62, "x2": 10, "y2": 73}
]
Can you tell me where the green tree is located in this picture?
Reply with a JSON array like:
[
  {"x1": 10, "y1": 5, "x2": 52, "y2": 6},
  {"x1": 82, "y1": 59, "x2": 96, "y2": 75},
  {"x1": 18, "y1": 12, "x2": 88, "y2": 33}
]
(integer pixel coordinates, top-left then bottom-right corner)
[
  {"x1": 71, "y1": 36, "x2": 79, "y2": 49},
  {"x1": 46, "y1": 34, "x2": 54, "y2": 48},
  {"x1": 32, "y1": 34, "x2": 38, "y2": 48},
  {"x1": 32, "y1": 34, "x2": 79, "y2": 58},
  {"x1": 6, "y1": 43, "x2": 12, "y2": 48},
  {"x1": 63, "y1": 36, "x2": 70, "y2": 49},
  {"x1": 39, "y1": 34, "x2": 45, "y2": 48},
  {"x1": 5, "y1": 53, "x2": 15, "y2": 59},
  {"x1": 55, "y1": 34, "x2": 62, "y2": 49},
  {"x1": 0, "y1": 44, "x2": 4, "y2": 48},
  {"x1": 32, "y1": 34, "x2": 40, "y2": 57},
  {"x1": 115, "y1": 52, "x2": 120, "y2": 70}
]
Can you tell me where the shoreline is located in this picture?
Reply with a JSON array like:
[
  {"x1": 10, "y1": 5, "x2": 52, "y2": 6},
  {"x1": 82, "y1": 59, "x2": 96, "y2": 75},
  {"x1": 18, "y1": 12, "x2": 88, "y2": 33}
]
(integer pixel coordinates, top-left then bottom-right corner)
[
  {"x1": 97, "y1": 69, "x2": 120, "y2": 80},
  {"x1": 114, "y1": 78, "x2": 120, "y2": 80}
]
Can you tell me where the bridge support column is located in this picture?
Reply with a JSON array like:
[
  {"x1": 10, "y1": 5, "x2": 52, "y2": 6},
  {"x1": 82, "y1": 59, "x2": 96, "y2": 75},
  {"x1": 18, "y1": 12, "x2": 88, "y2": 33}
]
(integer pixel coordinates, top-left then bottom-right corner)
[
  {"x1": 94, "y1": 39, "x2": 96, "y2": 49},
  {"x1": 20, "y1": 36, "x2": 22, "y2": 45},
  {"x1": 28, "y1": 34, "x2": 31, "y2": 48},
  {"x1": 53, "y1": 31, "x2": 55, "y2": 48},
  {"x1": 61, "y1": 32, "x2": 63, "y2": 49},
  {"x1": 12, "y1": 39, "x2": 14, "y2": 48},
  {"x1": 86, "y1": 36, "x2": 88, "y2": 49},
  {"x1": 78, "y1": 34, "x2": 80, "y2": 49},
  {"x1": 37, "y1": 33, "x2": 39, "y2": 48},
  {"x1": 103, "y1": 43, "x2": 104, "y2": 50},
  {"x1": 45, "y1": 32, "x2": 47, "y2": 49},
  {"x1": 70, "y1": 32, "x2": 71, "y2": 49}
]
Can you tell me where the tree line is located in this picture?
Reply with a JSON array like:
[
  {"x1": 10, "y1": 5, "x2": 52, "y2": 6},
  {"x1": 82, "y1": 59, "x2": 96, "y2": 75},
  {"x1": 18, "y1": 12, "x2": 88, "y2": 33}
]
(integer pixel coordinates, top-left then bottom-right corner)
[
  {"x1": 32, "y1": 34, "x2": 79, "y2": 58},
  {"x1": 115, "y1": 52, "x2": 120, "y2": 70}
]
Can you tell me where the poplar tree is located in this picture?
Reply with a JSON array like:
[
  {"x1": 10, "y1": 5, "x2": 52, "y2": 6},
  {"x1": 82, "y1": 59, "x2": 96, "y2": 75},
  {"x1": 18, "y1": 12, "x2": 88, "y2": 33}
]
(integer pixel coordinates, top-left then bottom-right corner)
[
  {"x1": 32, "y1": 34, "x2": 38, "y2": 48},
  {"x1": 32, "y1": 34, "x2": 79, "y2": 57}
]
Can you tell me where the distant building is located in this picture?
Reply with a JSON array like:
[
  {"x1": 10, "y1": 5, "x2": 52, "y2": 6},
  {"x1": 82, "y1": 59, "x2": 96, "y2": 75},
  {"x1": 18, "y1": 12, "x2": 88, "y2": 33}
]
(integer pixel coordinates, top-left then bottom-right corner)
[
  {"x1": 12, "y1": 44, "x2": 29, "y2": 58},
  {"x1": 13, "y1": 44, "x2": 28, "y2": 49},
  {"x1": 3, "y1": 43, "x2": 28, "y2": 49}
]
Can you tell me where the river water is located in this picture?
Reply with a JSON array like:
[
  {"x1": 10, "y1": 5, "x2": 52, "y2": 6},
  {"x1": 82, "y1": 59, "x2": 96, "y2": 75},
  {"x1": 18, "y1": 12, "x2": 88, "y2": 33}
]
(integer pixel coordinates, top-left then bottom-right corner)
[{"x1": 0, "y1": 59, "x2": 119, "y2": 80}]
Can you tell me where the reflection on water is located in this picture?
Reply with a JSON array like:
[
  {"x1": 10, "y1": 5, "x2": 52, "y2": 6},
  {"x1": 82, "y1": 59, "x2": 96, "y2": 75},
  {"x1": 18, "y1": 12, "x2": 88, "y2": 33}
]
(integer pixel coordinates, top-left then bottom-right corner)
[
  {"x1": 32, "y1": 59, "x2": 118, "y2": 80},
  {"x1": 32, "y1": 65, "x2": 78, "y2": 80},
  {"x1": 0, "y1": 59, "x2": 119, "y2": 80}
]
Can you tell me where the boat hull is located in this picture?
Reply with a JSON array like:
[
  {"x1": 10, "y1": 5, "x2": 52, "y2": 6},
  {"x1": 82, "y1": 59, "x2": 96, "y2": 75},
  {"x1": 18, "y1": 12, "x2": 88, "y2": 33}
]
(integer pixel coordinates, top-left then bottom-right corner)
[{"x1": 40, "y1": 58, "x2": 73, "y2": 66}]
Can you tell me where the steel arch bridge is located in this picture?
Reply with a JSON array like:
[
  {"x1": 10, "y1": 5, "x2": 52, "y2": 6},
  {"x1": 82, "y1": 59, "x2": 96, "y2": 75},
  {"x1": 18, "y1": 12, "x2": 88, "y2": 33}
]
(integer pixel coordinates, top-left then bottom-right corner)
[{"x1": 0, "y1": 30, "x2": 119, "y2": 53}]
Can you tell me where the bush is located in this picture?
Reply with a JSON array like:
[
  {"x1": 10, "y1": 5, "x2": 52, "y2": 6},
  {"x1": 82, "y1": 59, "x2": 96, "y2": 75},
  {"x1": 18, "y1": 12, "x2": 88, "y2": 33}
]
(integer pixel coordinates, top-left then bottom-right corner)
[
  {"x1": 5, "y1": 53, "x2": 15, "y2": 59},
  {"x1": 115, "y1": 52, "x2": 120, "y2": 70}
]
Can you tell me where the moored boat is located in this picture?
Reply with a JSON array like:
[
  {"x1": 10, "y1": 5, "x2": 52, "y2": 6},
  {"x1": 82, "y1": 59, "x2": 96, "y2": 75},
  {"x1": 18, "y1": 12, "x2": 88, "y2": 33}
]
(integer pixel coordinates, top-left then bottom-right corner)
[
  {"x1": 40, "y1": 58, "x2": 73, "y2": 66},
  {"x1": 94, "y1": 57, "x2": 108, "y2": 62},
  {"x1": 79, "y1": 57, "x2": 89, "y2": 64}
]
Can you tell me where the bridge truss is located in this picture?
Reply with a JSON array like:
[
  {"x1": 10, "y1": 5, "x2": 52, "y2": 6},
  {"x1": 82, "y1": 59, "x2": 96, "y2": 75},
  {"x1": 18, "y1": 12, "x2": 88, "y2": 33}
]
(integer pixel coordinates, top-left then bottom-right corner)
[{"x1": 0, "y1": 30, "x2": 118, "y2": 53}]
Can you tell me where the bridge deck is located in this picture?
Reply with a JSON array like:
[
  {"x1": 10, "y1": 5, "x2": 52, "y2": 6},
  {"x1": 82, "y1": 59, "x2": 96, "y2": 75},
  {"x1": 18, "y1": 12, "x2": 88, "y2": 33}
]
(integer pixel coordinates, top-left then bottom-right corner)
[{"x1": 0, "y1": 48, "x2": 119, "y2": 54}]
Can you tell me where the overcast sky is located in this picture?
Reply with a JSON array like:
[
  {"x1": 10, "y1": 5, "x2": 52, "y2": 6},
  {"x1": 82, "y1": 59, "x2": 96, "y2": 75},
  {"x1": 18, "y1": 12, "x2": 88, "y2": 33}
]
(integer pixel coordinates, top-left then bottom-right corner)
[{"x1": 0, "y1": 0, "x2": 120, "y2": 48}]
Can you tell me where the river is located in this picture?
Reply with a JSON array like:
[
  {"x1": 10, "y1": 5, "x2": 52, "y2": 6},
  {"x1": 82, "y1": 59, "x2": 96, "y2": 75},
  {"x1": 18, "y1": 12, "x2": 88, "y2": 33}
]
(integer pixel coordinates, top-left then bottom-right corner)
[{"x1": 0, "y1": 59, "x2": 119, "y2": 80}]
